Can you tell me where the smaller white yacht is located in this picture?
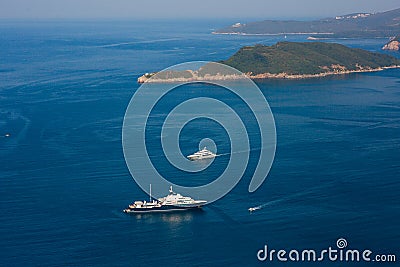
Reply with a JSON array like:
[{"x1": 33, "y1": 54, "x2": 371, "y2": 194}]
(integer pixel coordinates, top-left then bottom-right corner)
[{"x1": 187, "y1": 147, "x2": 216, "y2": 161}]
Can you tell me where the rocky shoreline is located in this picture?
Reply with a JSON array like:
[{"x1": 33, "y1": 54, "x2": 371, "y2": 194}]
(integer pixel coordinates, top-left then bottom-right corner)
[
  {"x1": 137, "y1": 72, "x2": 247, "y2": 83},
  {"x1": 382, "y1": 37, "x2": 400, "y2": 51},
  {"x1": 248, "y1": 65, "x2": 400, "y2": 79},
  {"x1": 137, "y1": 65, "x2": 400, "y2": 83}
]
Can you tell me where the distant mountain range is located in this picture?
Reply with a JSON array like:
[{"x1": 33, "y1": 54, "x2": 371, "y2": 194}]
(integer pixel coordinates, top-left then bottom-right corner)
[{"x1": 213, "y1": 8, "x2": 400, "y2": 38}]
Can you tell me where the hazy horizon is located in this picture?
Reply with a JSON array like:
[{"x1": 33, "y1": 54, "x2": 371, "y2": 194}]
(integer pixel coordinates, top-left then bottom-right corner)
[{"x1": 0, "y1": 0, "x2": 399, "y2": 20}]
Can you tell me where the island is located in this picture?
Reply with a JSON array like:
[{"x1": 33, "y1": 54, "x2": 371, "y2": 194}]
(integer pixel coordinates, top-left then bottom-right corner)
[
  {"x1": 213, "y1": 8, "x2": 400, "y2": 39},
  {"x1": 383, "y1": 36, "x2": 400, "y2": 51},
  {"x1": 221, "y1": 42, "x2": 400, "y2": 78},
  {"x1": 137, "y1": 42, "x2": 400, "y2": 83}
]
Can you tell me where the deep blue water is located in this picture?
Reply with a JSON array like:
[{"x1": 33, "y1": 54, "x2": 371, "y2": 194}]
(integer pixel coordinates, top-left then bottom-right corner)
[{"x1": 0, "y1": 20, "x2": 399, "y2": 266}]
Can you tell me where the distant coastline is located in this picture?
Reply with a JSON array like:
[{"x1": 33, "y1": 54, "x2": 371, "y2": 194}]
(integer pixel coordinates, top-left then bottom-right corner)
[
  {"x1": 213, "y1": 8, "x2": 400, "y2": 39},
  {"x1": 212, "y1": 32, "x2": 335, "y2": 36}
]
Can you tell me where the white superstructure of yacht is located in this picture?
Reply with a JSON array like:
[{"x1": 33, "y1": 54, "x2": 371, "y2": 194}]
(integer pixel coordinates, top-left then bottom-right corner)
[
  {"x1": 123, "y1": 186, "x2": 207, "y2": 213},
  {"x1": 158, "y1": 186, "x2": 207, "y2": 208},
  {"x1": 187, "y1": 147, "x2": 216, "y2": 161}
]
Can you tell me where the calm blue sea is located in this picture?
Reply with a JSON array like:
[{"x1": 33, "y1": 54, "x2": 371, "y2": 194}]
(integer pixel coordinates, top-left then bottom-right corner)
[{"x1": 0, "y1": 20, "x2": 399, "y2": 266}]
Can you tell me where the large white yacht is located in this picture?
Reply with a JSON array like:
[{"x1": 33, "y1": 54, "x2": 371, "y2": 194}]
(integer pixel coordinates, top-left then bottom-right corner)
[
  {"x1": 187, "y1": 147, "x2": 216, "y2": 161},
  {"x1": 123, "y1": 186, "x2": 207, "y2": 213}
]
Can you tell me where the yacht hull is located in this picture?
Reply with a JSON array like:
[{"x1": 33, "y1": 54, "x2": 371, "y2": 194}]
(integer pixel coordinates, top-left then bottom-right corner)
[
  {"x1": 188, "y1": 155, "x2": 216, "y2": 160},
  {"x1": 123, "y1": 205, "x2": 204, "y2": 213}
]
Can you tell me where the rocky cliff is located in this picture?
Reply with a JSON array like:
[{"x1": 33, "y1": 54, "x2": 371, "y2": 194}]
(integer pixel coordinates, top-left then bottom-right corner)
[{"x1": 382, "y1": 37, "x2": 400, "y2": 51}]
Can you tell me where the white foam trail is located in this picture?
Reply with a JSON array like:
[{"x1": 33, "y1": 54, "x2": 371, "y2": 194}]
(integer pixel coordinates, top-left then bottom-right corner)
[
  {"x1": 248, "y1": 183, "x2": 334, "y2": 212},
  {"x1": 94, "y1": 38, "x2": 181, "y2": 48},
  {"x1": 216, "y1": 147, "x2": 266, "y2": 157}
]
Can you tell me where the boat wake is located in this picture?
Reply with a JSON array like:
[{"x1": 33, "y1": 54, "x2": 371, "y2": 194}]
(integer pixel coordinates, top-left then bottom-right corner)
[
  {"x1": 94, "y1": 38, "x2": 182, "y2": 48},
  {"x1": 248, "y1": 183, "x2": 334, "y2": 213},
  {"x1": 216, "y1": 147, "x2": 267, "y2": 157},
  {"x1": 248, "y1": 198, "x2": 287, "y2": 212}
]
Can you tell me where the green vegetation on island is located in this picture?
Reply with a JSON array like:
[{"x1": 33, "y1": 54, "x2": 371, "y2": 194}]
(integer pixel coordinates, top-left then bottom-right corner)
[{"x1": 221, "y1": 42, "x2": 400, "y2": 77}]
